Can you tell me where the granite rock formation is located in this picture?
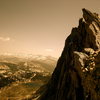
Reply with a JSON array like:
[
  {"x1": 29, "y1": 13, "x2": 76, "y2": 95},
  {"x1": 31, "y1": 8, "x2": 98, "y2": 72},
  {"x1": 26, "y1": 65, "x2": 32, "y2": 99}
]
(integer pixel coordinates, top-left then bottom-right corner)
[{"x1": 39, "y1": 9, "x2": 100, "y2": 100}]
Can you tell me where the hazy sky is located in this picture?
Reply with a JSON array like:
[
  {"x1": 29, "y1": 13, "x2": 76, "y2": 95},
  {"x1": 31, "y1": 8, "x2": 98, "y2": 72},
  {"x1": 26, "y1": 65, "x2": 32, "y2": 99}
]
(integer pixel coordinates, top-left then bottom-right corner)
[{"x1": 0, "y1": 0, "x2": 100, "y2": 57}]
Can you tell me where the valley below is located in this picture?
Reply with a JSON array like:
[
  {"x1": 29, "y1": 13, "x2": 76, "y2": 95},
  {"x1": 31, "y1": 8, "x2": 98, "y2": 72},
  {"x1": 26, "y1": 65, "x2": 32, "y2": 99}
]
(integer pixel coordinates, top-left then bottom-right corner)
[{"x1": 0, "y1": 54, "x2": 57, "y2": 100}]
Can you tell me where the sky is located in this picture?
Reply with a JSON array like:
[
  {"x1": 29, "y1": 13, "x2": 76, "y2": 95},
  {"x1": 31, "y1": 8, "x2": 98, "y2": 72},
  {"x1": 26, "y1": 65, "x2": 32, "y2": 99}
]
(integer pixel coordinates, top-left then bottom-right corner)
[{"x1": 0, "y1": 0, "x2": 100, "y2": 57}]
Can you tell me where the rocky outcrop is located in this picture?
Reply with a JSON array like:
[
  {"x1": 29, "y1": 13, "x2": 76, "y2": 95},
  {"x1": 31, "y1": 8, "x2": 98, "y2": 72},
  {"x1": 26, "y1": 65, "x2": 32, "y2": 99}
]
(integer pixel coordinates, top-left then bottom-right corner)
[{"x1": 39, "y1": 9, "x2": 100, "y2": 100}]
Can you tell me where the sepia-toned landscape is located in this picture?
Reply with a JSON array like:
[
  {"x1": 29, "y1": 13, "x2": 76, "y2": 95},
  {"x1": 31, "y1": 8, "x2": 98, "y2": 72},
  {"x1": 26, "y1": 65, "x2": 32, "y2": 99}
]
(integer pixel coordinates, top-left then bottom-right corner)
[{"x1": 0, "y1": 0, "x2": 100, "y2": 100}]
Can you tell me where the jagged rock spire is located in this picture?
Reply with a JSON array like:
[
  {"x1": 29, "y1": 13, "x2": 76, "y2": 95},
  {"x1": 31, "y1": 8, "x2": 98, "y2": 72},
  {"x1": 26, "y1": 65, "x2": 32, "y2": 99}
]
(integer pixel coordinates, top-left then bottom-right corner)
[
  {"x1": 82, "y1": 8, "x2": 100, "y2": 27},
  {"x1": 82, "y1": 8, "x2": 100, "y2": 50},
  {"x1": 39, "y1": 9, "x2": 100, "y2": 100}
]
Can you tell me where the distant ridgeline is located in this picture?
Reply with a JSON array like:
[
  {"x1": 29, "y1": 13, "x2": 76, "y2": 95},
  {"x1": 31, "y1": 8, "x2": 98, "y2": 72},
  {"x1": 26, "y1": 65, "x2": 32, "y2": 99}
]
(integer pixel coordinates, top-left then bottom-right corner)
[{"x1": 38, "y1": 9, "x2": 100, "y2": 100}]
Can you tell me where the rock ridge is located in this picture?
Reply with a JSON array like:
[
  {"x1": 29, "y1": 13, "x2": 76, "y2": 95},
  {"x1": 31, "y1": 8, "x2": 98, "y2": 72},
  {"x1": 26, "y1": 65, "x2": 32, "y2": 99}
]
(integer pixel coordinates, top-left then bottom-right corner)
[{"x1": 39, "y1": 9, "x2": 100, "y2": 100}]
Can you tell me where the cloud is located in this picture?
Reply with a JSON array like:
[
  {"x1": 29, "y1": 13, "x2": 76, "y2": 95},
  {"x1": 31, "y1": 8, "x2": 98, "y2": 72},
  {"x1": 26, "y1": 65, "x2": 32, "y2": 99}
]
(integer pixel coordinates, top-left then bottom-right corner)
[
  {"x1": 45, "y1": 49, "x2": 54, "y2": 52},
  {"x1": 0, "y1": 37, "x2": 11, "y2": 42}
]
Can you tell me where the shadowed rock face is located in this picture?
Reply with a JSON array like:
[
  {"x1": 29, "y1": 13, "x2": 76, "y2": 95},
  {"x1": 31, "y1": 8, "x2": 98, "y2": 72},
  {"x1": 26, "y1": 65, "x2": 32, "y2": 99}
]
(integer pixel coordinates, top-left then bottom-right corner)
[{"x1": 39, "y1": 9, "x2": 100, "y2": 100}]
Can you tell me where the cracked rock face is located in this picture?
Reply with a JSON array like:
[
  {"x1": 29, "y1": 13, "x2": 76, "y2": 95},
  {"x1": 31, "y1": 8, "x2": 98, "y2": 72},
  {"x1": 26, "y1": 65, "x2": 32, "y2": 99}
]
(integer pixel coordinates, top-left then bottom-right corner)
[{"x1": 39, "y1": 9, "x2": 100, "y2": 100}]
